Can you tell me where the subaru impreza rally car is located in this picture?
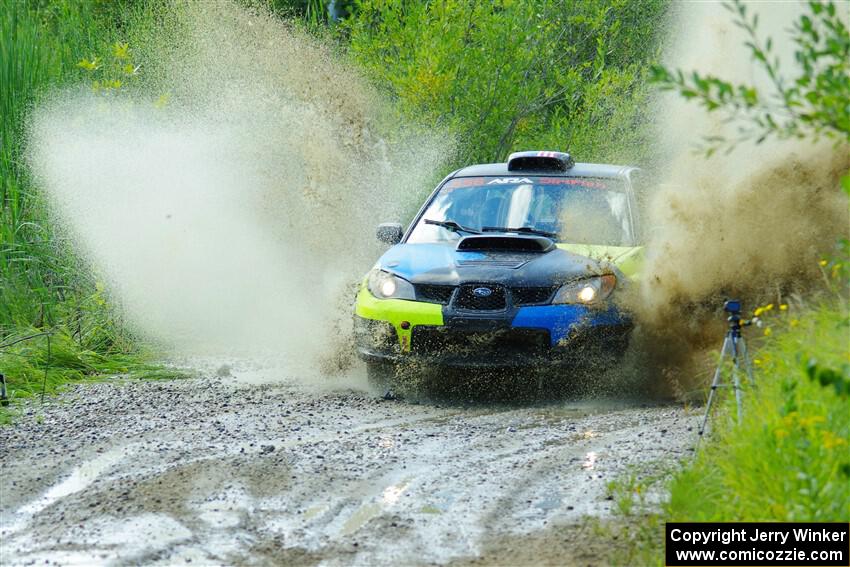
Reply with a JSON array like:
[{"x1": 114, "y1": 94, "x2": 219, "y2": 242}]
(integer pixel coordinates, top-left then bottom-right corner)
[{"x1": 354, "y1": 151, "x2": 642, "y2": 383}]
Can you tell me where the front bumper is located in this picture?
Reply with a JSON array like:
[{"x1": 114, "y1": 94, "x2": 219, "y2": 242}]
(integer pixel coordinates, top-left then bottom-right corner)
[{"x1": 354, "y1": 286, "x2": 631, "y2": 368}]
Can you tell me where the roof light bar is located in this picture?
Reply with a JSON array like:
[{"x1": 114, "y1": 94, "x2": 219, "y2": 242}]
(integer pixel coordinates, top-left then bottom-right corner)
[{"x1": 507, "y1": 150, "x2": 575, "y2": 172}]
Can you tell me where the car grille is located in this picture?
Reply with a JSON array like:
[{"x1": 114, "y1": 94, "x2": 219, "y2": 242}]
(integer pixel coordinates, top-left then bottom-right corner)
[
  {"x1": 411, "y1": 326, "x2": 549, "y2": 358},
  {"x1": 510, "y1": 286, "x2": 556, "y2": 306},
  {"x1": 413, "y1": 284, "x2": 558, "y2": 308},
  {"x1": 454, "y1": 284, "x2": 507, "y2": 311},
  {"x1": 415, "y1": 284, "x2": 455, "y2": 304}
]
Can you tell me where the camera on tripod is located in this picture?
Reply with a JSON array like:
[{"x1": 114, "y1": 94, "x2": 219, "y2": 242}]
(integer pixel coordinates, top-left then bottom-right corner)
[
  {"x1": 722, "y1": 298, "x2": 751, "y2": 336},
  {"x1": 697, "y1": 298, "x2": 756, "y2": 447}
]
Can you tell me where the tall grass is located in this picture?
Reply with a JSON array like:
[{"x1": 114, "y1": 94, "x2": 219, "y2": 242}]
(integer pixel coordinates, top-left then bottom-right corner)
[
  {"x1": 0, "y1": 0, "x2": 177, "y2": 418},
  {"x1": 667, "y1": 303, "x2": 850, "y2": 522},
  {"x1": 607, "y1": 299, "x2": 850, "y2": 565},
  {"x1": 1, "y1": 0, "x2": 96, "y2": 329}
]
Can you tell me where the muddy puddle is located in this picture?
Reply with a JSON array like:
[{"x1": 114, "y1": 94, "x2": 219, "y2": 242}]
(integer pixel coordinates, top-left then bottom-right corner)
[{"x1": 0, "y1": 362, "x2": 698, "y2": 565}]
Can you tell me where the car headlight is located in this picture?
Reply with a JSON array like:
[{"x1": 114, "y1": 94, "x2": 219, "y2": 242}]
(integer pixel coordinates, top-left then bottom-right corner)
[
  {"x1": 552, "y1": 275, "x2": 616, "y2": 305},
  {"x1": 367, "y1": 269, "x2": 416, "y2": 300}
]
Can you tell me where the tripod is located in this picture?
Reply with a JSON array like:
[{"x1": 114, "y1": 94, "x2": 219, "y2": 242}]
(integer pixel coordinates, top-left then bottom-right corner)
[{"x1": 697, "y1": 307, "x2": 755, "y2": 447}]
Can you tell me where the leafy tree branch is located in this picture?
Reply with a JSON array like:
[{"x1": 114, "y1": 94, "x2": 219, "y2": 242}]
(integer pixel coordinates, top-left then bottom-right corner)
[{"x1": 650, "y1": 0, "x2": 850, "y2": 156}]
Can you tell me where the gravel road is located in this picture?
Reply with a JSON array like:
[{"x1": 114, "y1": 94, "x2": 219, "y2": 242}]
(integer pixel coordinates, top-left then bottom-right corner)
[{"x1": 0, "y1": 361, "x2": 699, "y2": 566}]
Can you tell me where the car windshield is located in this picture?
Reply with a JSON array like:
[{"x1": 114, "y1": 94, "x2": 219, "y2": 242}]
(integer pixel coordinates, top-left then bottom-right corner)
[{"x1": 407, "y1": 176, "x2": 633, "y2": 246}]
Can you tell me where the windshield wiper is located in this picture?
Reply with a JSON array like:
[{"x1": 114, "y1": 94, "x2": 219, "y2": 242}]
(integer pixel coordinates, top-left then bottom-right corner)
[
  {"x1": 424, "y1": 219, "x2": 482, "y2": 234},
  {"x1": 482, "y1": 226, "x2": 559, "y2": 238}
]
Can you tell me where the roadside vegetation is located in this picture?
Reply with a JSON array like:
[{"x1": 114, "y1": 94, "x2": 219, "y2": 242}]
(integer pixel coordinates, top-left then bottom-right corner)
[
  {"x1": 341, "y1": 0, "x2": 667, "y2": 167},
  {"x1": 670, "y1": 303, "x2": 849, "y2": 521},
  {"x1": 610, "y1": 2, "x2": 849, "y2": 562},
  {"x1": 0, "y1": 0, "x2": 184, "y2": 421},
  {"x1": 610, "y1": 299, "x2": 850, "y2": 564}
]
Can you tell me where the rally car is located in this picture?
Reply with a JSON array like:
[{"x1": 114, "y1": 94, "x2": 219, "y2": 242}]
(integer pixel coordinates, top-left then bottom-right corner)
[{"x1": 353, "y1": 151, "x2": 642, "y2": 385}]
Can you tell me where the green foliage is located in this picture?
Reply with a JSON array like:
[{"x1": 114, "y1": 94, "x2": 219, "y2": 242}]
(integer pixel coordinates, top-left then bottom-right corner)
[
  {"x1": 344, "y1": 0, "x2": 668, "y2": 167},
  {"x1": 0, "y1": 328, "x2": 190, "y2": 424},
  {"x1": 605, "y1": 470, "x2": 668, "y2": 566},
  {"x1": 651, "y1": 0, "x2": 850, "y2": 153},
  {"x1": 264, "y1": 0, "x2": 357, "y2": 26},
  {"x1": 806, "y1": 358, "x2": 850, "y2": 398},
  {"x1": 0, "y1": 0, "x2": 172, "y2": 418},
  {"x1": 607, "y1": 305, "x2": 850, "y2": 565},
  {"x1": 2, "y1": 0, "x2": 107, "y2": 327},
  {"x1": 668, "y1": 305, "x2": 850, "y2": 522},
  {"x1": 76, "y1": 40, "x2": 141, "y2": 92}
]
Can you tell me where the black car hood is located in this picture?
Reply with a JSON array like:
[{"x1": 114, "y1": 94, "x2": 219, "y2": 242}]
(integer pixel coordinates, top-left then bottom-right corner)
[{"x1": 377, "y1": 237, "x2": 605, "y2": 287}]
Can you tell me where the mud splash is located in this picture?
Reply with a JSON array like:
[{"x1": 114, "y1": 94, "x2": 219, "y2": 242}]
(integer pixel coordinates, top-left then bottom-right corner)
[
  {"x1": 632, "y1": 1, "x2": 849, "y2": 392},
  {"x1": 27, "y1": 1, "x2": 450, "y2": 369}
]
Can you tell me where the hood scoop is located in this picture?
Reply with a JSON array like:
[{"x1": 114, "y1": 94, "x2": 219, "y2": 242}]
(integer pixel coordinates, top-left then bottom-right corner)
[
  {"x1": 456, "y1": 235, "x2": 555, "y2": 253},
  {"x1": 457, "y1": 259, "x2": 528, "y2": 268}
]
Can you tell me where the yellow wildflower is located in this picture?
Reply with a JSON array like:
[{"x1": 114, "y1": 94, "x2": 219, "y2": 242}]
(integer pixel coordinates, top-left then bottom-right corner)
[
  {"x1": 799, "y1": 415, "x2": 826, "y2": 428},
  {"x1": 754, "y1": 307, "x2": 765, "y2": 317},
  {"x1": 112, "y1": 42, "x2": 130, "y2": 60},
  {"x1": 77, "y1": 57, "x2": 100, "y2": 71},
  {"x1": 822, "y1": 431, "x2": 848, "y2": 449},
  {"x1": 819, "y1": 259, "x2": 828, "y2": 267},
  {"x1": 780, "y1": 412, "x2": 799, "y2": 427},
  {"x1": 764, "y1": 327, "x2": 772, "y2": 336},
  {"x1": 754, "y1": 358, "x2": 762, "y2": 366},
  {"x1": 765, "y1": 303, "x2": 774, "y2": 311},
  {"x1": 779, "y1": 304, "x2": 788, "y2": 311}
]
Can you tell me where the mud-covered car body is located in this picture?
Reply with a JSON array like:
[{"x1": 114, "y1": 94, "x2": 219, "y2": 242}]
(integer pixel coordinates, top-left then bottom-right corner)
[{"x1": 354, "y1": 151, "x2": 642, "y2": 372}]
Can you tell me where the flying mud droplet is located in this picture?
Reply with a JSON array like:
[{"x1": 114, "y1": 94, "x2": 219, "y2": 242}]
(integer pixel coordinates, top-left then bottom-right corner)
[
  {"x1": 27, "y1": 1, "x2": 453, "y2": 373},
  {"x1": 629, "y1": 2, "x2": 849, "y2": 394}
]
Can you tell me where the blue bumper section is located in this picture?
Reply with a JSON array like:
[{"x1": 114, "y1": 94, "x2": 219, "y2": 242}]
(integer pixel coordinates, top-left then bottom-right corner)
[{"x1": 511, "y1": 304, "x2": 627, "y2": 346}]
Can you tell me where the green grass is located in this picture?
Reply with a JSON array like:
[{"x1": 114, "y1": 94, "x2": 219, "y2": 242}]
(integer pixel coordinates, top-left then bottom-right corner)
[
  {"x1": 0, "y1": 328, "x2": 191, "y2": 424},
  {"x1": 1, "y1": 0, "x2": 118, "y2": 329},
  {"x1": 0, "y1": 0, "x2": 182, "y2": 422},
  {"x1": 606, "y1": 300, "x2": 850, "y2": 564},
  {"x1": 667, "y1": 303, "x2": 850, "y2": 522}
]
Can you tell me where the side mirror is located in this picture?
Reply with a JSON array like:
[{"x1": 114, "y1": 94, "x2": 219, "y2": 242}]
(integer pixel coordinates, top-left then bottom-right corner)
[{"x1": 376, "y1": 222, "x2": 403, "y2": 245}]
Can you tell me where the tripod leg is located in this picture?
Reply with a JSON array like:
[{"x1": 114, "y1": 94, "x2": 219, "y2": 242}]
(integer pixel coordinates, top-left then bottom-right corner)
[
  {"x1": 731, "y1": 337, "x2": 743, "y2": 423},
  {"x1": 739, "y1": 337, "x2": 755, "y2": 387},
  {"x1": 698, "y1": 336, "x2": 729, "y2": 444}
]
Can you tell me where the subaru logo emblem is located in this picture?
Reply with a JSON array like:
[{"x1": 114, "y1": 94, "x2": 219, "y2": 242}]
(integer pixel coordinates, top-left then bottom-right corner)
[{"x1": 473, "y1": 287, "x2": 493, "y2": 297}]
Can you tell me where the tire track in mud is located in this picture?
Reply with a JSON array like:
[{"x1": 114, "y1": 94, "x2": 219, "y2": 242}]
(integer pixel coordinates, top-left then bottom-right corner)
[{"x1": 0, "y1": 365, "x2": 698, "y2": 566}]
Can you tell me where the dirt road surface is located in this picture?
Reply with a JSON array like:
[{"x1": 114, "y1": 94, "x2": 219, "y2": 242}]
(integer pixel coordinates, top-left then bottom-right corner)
[{"x1": 1, "y1": 362, "x2": 698, "y2": 565}]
